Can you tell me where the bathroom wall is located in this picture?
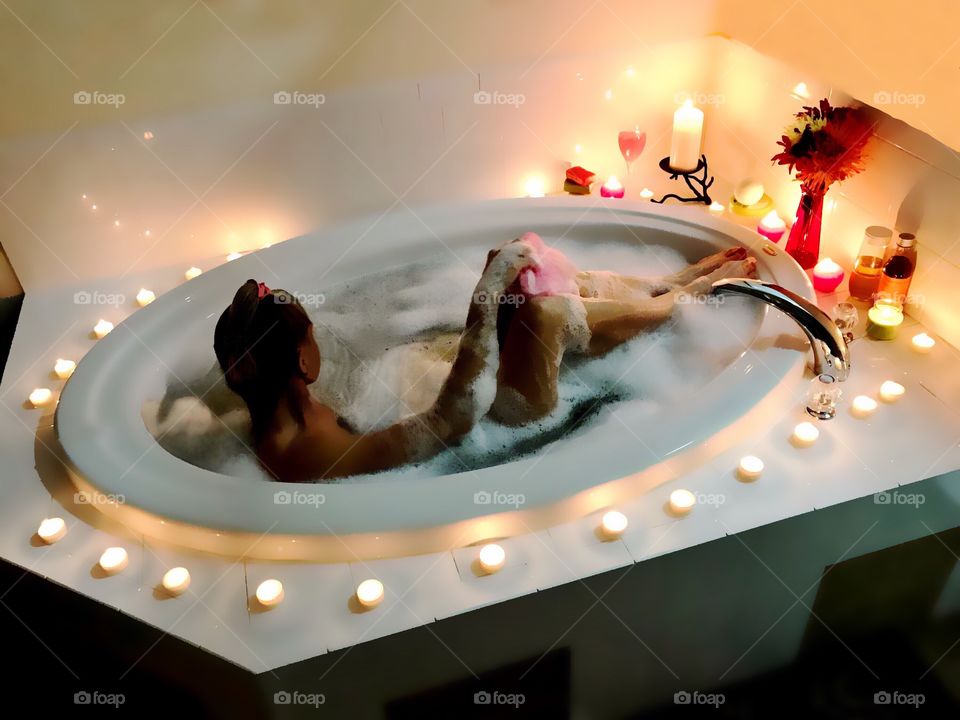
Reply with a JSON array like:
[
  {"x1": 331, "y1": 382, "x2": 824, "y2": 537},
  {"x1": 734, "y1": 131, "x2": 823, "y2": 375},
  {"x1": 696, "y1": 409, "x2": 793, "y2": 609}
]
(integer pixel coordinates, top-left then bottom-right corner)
[{"x1": 0, "y1": 0, "x2": 958, "y2": 343}]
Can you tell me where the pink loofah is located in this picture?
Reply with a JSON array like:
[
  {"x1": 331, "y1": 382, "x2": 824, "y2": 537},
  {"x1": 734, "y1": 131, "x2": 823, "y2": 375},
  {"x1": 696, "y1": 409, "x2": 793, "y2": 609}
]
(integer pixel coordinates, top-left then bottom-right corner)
[{"x1": 517, "y1": 232, "x2": 579, "y2": 297}]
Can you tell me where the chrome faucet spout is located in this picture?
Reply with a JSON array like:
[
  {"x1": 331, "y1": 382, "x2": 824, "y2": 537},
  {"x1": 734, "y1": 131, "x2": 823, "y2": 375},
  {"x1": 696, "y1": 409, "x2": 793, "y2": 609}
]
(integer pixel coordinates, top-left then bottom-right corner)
[{"x1": 711, "y1": 278, "x2": 850, "y2": 381}]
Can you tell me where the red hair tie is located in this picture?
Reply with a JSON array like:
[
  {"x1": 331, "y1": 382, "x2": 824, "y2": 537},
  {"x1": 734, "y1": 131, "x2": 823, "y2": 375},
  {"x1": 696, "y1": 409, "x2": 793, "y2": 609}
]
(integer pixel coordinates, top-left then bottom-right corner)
[{"x1": 257, "y1": 282, "x2": 271, "y2": 299}]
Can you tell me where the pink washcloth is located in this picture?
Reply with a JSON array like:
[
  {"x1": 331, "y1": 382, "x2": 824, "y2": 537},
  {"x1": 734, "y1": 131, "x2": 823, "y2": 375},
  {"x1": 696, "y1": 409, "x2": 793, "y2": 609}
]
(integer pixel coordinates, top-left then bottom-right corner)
[{"x1": 517, "y1": 232, "x2": 579, "y2": 297}]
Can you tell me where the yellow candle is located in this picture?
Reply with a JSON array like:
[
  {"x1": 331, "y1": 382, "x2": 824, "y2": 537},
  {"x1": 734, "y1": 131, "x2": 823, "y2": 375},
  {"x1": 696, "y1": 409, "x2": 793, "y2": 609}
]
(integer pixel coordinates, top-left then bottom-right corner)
[
  {"x1": 162, "y1": 567, "x2": 191, "y2": 596},
  {"x1": 184, "y1": 266, "x2": 203, "y2": 281},
  {"x1": 866, "y1": 302, "x2": 903, "y2": 340},
  {"x1": 737, "y1": 455, "x2": 764, "y2": 481},
  {"x1": 911, "y1": 333, "x2": 935, "y2": 354},
  {"x1": 669, "y1": 100, "x2": 704, "y2": 172},
  {"x1": 93, "y1": 319, "x2": 114, "y2": 339},
  {"x1": 99, "y1": 547, "x2": 129, "y2": 574},
  {"x1": 600, "y1": 510, "x2": 628, "y2": 539},
  {"x1": 37, "y1": 517, "x2": 67, "y2": 543},
  {"x1": 669, "y1": 489, "x2": 696, "y2": 515},
  {"x1": 478, "y1": 543, "x2": 506, "y2": 573},
  {"x1": 54, "y1": 358, "x2": 76, "y2": 379},
  {"x1": 879, "y1": 380, "x2": 905, "y2": 402},
  {"x1": 255, "y1": 579, "x2": 284, "y2": 607},
  {"x1": 136, "y1": 288, "x2": 156, "y2": 307},
  {"x1": 356, "y1": 578, "x2": 384, "y2": 608},
  {"x1": 851, "y1": 395, "x2": 878, "y2": 418},
  {"x1": 792, "y1": 421, "x2": 819, "y2": 447},
  {"x1": 28, "y1": 388, "x2": 53, "y2": 407}
]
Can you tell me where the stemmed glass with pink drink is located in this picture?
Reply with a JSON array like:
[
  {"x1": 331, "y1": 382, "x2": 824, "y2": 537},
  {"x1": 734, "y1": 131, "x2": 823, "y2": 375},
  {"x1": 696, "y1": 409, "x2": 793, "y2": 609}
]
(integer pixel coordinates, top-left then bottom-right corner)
[{"x1": 618, "y1": 127, "x2": 647, "y2": 176}]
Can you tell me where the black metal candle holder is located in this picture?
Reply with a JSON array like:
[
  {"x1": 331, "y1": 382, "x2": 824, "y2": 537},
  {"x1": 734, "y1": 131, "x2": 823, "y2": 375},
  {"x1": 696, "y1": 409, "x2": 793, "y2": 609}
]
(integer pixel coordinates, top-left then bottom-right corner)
[{"x1": 651, "y1": 155, "x2": 714, "y2": 205}]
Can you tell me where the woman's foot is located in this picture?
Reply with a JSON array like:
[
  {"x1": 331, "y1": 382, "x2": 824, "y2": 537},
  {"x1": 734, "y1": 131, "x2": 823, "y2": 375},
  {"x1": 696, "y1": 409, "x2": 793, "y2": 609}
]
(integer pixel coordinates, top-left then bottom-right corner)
[
  {"x1": 681, "y1": 256, "x2": 758, "y2": 297},
  {"x1": 666, "y1": 247, "x2": 748, "y2": 287}
]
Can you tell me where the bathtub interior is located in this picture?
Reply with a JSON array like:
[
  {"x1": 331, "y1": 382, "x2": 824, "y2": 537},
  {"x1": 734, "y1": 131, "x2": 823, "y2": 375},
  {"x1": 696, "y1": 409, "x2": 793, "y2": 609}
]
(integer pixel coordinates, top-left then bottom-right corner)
[{"x1": 143, "y1": 223, "x2": 766, "y2": 483}]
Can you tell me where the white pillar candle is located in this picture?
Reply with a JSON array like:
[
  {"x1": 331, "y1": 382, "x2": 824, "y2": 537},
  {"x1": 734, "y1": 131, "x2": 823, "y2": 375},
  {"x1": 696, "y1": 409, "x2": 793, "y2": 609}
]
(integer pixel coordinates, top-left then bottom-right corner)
[
  {"x1": 851, "y1": 395, "x2": 878, "y2": 418},
  {"x1": 162, "y1": 567, "x2": 191, "y2": 596},
  {"x1": 356, "y1": 578, "x2": 384, "y2": 608},
  {"x1": 879, "y1": 381, "x2": 905, "y2": 402},
  {"x1": 99, "y1": 547, "x2": 129, "y2": 574},
  {"x1": 28, "y1": 388, "x2": 53, "y2": 407},
  {"x1": 54, "y1": 358, "x2": 76, "y2": 379},
  {"x1": 639, "y1": 188, "x2": 654, "y2": 199},
  {"x1": 600, "y1": 510, "x2": 628, "y2": 539},
  {"x1": 184, "y1": 266, "x2": 203, "y2": 281},
  {"x1": 255, "y1": 579, "x2": 284, "y2": 607},
  {"x1": 37, "y1": 517, "x2": 66, "y2": 544},
  {"x1": 669, "y1": 100, "x2": 704, "y2": 172},
  {"x1": 93, "y1": 319, "x2": 114, "y2": 338},
  {"x1": 792, "y1": 421, "x2": 820, "y2": 447},
  {"x1": 668, "y1": 489, "x2": 696, "y2": 515},
  {"x1": 911, "y1": 333, "x2": 935, "y2": 354},
  {"x1": 737, "y1": 456, "x2": 764, "y2": 481},
  {"x1": 708, "y1": 201, "x2": 725, "y2": 216},
  {"x1": 478, "y1": 543, "x2": 506, "y2": 573},
  {"x1": 135, "y1": 288, "x2": 156, "y2": 307}
]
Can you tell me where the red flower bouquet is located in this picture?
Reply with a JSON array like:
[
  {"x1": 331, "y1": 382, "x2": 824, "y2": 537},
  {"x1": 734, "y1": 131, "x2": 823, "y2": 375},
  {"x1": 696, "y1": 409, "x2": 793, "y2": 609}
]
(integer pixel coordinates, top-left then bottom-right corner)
[{"x1": 771, "y1": 99, "x2": 875, "y2": 268}]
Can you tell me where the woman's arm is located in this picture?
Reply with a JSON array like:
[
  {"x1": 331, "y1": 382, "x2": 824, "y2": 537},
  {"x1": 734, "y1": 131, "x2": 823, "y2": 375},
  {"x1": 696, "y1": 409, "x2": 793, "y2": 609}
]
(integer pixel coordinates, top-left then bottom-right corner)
[{"x1": 286, "y1": 239, "x2": 537, "y2": 480}]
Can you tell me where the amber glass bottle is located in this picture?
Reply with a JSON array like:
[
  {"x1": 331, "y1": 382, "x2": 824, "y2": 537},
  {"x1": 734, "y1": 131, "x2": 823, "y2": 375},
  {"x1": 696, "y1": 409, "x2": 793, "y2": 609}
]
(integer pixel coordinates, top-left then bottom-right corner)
[{"x1": 876, "y1": 233, "x2": 917, "y2": 303}]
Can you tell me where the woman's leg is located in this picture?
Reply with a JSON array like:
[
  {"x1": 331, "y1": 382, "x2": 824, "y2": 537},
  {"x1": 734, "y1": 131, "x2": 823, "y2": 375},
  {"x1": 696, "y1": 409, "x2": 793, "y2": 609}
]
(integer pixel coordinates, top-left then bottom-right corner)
[{"x1": 491, "y1": 254, "x2": 757, "y2": 425}]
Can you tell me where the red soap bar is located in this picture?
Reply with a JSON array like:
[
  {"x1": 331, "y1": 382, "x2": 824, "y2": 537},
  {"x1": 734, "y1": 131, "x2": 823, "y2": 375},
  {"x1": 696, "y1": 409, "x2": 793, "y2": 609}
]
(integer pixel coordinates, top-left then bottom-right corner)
[{"x1": 565, "y1": 166, "x2": 595, "y2": 187}]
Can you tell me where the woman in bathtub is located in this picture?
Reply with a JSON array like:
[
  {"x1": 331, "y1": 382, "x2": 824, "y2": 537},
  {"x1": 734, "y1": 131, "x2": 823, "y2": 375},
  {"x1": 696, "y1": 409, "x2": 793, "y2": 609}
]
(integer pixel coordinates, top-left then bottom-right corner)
[{"x1": 214, "y1": 235, "x2": 757, "y2": 481}]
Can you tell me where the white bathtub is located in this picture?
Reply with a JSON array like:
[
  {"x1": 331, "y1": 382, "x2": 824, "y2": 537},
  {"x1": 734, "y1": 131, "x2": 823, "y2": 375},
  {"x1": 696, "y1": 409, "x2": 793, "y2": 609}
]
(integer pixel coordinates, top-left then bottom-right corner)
[{"x1": 56, "y1": 198, "x2": 810, "y2": 561}]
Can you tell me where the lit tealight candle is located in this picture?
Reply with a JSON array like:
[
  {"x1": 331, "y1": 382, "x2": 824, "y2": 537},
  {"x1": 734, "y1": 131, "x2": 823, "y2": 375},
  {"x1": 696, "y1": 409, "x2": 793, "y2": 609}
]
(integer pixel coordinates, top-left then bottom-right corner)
[
  {"x1": 911, "y1": 332, "x2": 935, "y2": 354},
  {"x1": 37, "y1": 517, "x2": 66, "y2": 544},
  {"x1": 757, "y1": 211, "x2": 786, "y2": 242},
  {"x1": 478, "y1": 543, "x2": 506, "y2": 574},
  {"x1": 669, "y1": 489, "x2": 696, "y2": 515},
  {"x1": 600, "y1": 510, "x2": 628, "y2": 539},
  {"x1": 879, "y1": 380, "x2": 905, "y2": 403},
  {"x1": 523, "y1": 176, "x2": 546, "y2": 198},
  {"x1": 28, "y1": 388, "x2": 53, "y2": 407},
  {"x1": 600, "y1": 176, "x2": 625, "y2": 199},
  {"x1": 136, "y1": 288, "x2": 156, "y2": 307},
  {"x1": 184, "y1": 266, "x2": 203, "y2": 281},
  {"x1": 639, "y1": 188, "x2": 654, "y2": 199},
  {"x1": 356, "y1": 578, "x2": 384, "y2": 608},
  {"x1": 708, "y1": 201, "x2": 725, "y2": 216},
  {"x1": 93, "y1": 319, "x2": 114, "y2": 339},
  {"x1": 866, "y1": 300, "x2": 903, "y2": 340},
  {"x1": 737, "y1": 455, "x2": 764, "y2": 481},
  {"x1": 851, "y1": 394, "x2": 878, "y2": 418},
  {"x1": 792, "y1": 421, "x2": 820, "y2": 447},
  {"x1": 812, "y1": 258, "x2": 845, "y2": 293},
  {"x1": 99, "y1": 547, "x2": 129, "y2": 574},
  {"x1": 255, "y1": 579, "x2": 284, "y2": 607},
  {"x1": 226, "y1": 251, "x2": 243, "y2": 262},
  {"x1": 54, "y1": 358, "x2": 76, "y2": 379},
  {"x1": 162, "y1": 567, "x2": 191, "y2": 596}
]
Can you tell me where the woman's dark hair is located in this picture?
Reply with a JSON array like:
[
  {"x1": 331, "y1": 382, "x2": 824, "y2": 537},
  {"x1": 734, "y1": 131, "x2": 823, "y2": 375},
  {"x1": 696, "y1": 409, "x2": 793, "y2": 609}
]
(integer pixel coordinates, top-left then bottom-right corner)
[{"x1": 214, "y1": 280, "x2": 313, "y2": 437}]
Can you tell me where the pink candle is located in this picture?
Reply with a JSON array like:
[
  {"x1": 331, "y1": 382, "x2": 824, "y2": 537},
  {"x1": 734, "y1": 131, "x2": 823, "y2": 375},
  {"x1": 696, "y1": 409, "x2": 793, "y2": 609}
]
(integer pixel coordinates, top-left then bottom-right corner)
[
  {"x1": 812, "y1": 257, "x2": 845, "y2": 293},
  {"x1": 600, "y1": 176, "x2": 625, "y2": 198},
  {"x1": 757, "y1": 210, "x2": 786, "y2": 242}
]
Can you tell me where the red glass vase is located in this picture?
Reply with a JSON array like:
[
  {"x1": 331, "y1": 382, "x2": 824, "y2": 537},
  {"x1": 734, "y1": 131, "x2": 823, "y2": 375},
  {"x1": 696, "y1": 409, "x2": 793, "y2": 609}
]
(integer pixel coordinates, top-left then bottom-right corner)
[{"x1": 784, "y1": 189, "x2": 824, "y2": 270}]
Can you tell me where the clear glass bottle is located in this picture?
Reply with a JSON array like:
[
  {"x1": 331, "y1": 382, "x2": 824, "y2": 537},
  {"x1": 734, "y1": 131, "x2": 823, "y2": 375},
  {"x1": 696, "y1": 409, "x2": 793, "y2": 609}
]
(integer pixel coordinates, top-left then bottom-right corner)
[
  {"x1": 848, "y1": 226, "x2": 892, "y2": 300},
  {"x1": 877, "y1": 233, "x2": 918, "y2": 304}
]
